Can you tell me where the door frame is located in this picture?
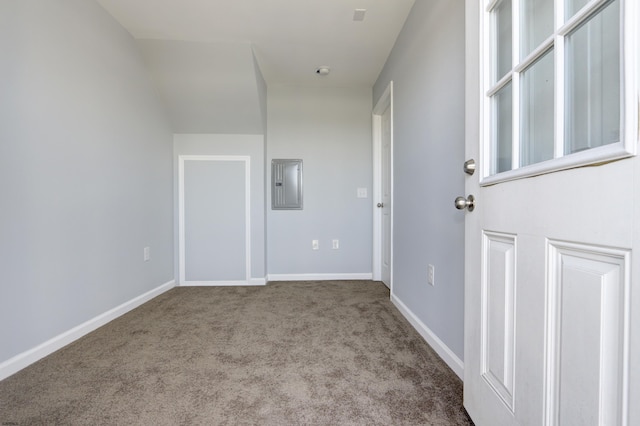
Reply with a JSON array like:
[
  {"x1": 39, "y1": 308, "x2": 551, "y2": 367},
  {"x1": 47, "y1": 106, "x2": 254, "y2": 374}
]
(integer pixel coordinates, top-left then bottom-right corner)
[
  {"x1": 372, "y1": 81, "x2": 394, "y2": 289},
  {"x1": 178, "y1": 155, "x2": 252, "y2": 286}
]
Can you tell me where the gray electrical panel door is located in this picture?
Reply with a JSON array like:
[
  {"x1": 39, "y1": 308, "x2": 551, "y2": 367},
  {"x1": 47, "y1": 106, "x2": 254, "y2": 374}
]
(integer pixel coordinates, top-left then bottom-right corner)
[{"x1": 272, "y1": 159, "x2": 302, "y2": 210}]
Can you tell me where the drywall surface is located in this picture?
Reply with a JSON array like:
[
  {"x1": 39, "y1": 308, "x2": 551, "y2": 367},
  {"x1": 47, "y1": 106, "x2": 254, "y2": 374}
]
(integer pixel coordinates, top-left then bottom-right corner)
[
  {"x1": 136, "y1": 39, "x2": 265, "y2": 135},
  {"x1": 373, "y1": 0, "x2": 466, "y2": 360},
  {"x1": 267, "y1": 86, "x2": 373, "y2": 276},
  {"x1": 0, "y1": 0, "x2": 174, "y2": 363},
  {"x1": 253, "y1": 50, "x2": 268, "y2": 134},
  {"x1": 173, "y1": 134, "x2": 266, "y2": 282}
]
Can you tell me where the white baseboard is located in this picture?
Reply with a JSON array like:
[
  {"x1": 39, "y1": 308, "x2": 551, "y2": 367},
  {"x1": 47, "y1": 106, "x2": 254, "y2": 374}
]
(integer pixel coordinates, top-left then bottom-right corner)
[
  {"x1": 250, "y1": 277, "x2": 267, "y2": 286},
  {"x1": 179, "y1": 277, "x2": 267, "y2": 287},
  {"x1": 0, "y1": 280, "x2": 176, "y2": 382},
  {"x1": 266, "y1": 273, "x2": 373, "y2": 282},
  {"x1": 391, "y1": 293, "x2": 464, "y2": 380}
]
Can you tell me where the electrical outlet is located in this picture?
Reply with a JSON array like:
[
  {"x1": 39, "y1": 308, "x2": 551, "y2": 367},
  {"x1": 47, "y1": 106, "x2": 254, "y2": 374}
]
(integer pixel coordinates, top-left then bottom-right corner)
[
  {"x1": 428, "y1": 264, "x2": 435, "y2": 286},
  {"x1": 144, "y1": 246, "x2": 151, "y2": 262},
  {"x1": 312, "y1": 240, "x2": 319, "y2": 250},
  {"x1": 332, "y1": 239, "x2": 339, "y2": 249}
]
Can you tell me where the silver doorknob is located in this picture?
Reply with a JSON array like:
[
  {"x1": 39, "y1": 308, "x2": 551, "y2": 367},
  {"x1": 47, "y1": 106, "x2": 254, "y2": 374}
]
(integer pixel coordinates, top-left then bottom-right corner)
[
  {"x1": 377, "y1": 203, "x2": 384, "y2": 208},
  {"x1": 454, "y1": 195, "x2": 475, "y2": 212}
]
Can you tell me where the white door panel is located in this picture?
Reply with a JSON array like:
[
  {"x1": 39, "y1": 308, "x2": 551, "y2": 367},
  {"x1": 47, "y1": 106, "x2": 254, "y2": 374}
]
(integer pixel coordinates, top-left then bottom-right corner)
[
  {"x1": 546, "y1": 241, "x2": 630, "y2": 426},
  {"x1": 464, "y1": 0, "x2": 639, "y2": 424},
  {"x1": 467, "y1": 158, "x2": 636, "y2": 426},
  {"x1": 481, "y1": 232, "x2": 516, "y2": 412}
]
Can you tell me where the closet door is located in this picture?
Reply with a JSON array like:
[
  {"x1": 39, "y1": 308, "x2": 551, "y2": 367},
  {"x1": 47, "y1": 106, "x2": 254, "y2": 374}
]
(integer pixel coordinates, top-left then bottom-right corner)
[{"x1": 179, "y1": 156, "x2": 250, "y2": 285}]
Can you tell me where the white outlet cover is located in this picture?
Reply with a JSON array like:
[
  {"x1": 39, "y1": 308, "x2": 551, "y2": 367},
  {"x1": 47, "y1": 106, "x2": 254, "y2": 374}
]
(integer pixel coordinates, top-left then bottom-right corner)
[
  {"x1": 312, "y1": 240, "x2": 319, "y2": 250},
  {"x1": 357, "y1": 187, "x2": 368, "y2": 198}
]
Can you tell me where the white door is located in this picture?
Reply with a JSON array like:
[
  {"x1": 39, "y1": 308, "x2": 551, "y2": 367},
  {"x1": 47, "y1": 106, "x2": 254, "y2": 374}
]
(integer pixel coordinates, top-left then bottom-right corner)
[
  {"x1": 373, "y1": 82, "x2": 393, "y2": 289},
  {"x1": 380, "y1": 103, "x2": 392, "y2": 288},
  {"x1": 463, "y1": 0, "x2": 639, "y2": 425}
]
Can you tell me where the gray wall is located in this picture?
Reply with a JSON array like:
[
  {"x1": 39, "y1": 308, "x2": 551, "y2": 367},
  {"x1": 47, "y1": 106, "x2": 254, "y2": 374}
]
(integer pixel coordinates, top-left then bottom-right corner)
[
  {"x1": 0, "y1": 0, "x2": 174, "y2": 363},
  {"x1": 136, "y1": 40, "x2": 265, "y2": 135},
  {"x1": 267, "y1": 86, "x2": 373, "y2": 276},
  {"x1": 174, "y1": 134, "x2": 266, "y2": 282},
  {"x1": 373, "y1": 0, "x2": 466, "y2": 359}
]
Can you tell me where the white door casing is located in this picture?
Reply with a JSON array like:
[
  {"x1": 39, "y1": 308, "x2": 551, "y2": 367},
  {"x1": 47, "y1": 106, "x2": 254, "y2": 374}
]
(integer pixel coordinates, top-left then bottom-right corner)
[
  {"x1": 373, "y1": 82, "x2": 393, "y2": 289},
  {"x1": 463, "y1": 0, "x2": 639, "y2": 425}
]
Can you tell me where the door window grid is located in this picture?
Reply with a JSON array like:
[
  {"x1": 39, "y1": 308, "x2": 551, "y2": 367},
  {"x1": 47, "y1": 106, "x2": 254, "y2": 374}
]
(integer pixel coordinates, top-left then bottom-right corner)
[{"x1": 481, "y1": 0, "x2": 636, "y2": 183}]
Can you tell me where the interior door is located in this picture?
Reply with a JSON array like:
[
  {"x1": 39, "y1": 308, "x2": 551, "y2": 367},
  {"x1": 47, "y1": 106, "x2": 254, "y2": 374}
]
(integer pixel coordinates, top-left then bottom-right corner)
[
  {"x1": 381, "y1": 103, "x2": 392, "y2": 288},
  {"x1": 463, "y1": 0, "x2": 639, "y2": 425},
  {"x1": 373, "y1": 83, "x2": 393, "y2": 288}
]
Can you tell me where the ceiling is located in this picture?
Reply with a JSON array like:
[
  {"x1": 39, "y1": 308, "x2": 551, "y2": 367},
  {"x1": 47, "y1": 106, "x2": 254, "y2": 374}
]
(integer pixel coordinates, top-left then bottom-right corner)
[{"x1": 96, "y1": 0, "x2": 416, "y2": 88}]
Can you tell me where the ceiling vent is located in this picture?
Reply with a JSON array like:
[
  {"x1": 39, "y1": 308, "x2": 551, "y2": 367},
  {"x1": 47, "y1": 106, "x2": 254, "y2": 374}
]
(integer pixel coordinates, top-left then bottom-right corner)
[{"x1": 353, "y1": 9, "x2": 366, "y2": 22}]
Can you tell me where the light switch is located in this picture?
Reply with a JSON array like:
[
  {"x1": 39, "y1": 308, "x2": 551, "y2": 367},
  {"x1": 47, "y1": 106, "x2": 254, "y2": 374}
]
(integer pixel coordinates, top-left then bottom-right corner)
[{"x1": 357, "y1": 188, "x2": 368, "y2": 198}]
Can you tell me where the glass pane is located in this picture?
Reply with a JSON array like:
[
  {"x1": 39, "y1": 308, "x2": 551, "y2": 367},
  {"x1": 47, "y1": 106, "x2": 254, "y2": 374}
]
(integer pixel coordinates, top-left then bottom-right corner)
[
  {"x1": 565, "y1": 0, "x2": 620, "y2": 154},
  {"x1": 521, "y1": 0, "x2": 554, "y2": 58},
  {"x1": 493, "y1": 82, "x2": 513, "y2": 174},
  {"x1": 566, "y1": 0, "x2": 590, "y2": 20},
  {"x1": 521, "y1": 49, "x2": 555, "y2": 166},
  {"x1": 494, "y1": 0, "x2": 513, "y2": 82}
]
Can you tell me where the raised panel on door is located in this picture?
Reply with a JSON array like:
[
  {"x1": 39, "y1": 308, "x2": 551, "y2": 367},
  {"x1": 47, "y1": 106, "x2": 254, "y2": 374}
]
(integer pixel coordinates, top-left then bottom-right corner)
[
  {"x1": 482, "y1": 232, "x2": 516, "y2": 411},
  {"x1": 545, "y1": 242, "x2": 630, "y2": 426}
]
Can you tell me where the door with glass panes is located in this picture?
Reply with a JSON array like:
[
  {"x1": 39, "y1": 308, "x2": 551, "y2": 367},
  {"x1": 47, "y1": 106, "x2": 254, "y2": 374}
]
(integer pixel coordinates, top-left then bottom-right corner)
[{"x1": 463, "y1": 0, "x2": 639, "y2": 424}]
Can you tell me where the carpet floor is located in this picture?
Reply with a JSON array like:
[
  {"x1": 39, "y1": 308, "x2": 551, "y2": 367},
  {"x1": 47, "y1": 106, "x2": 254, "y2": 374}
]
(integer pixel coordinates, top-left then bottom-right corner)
[{"x1": 0, "y1": 280, "x2": 473, "y2": 425}]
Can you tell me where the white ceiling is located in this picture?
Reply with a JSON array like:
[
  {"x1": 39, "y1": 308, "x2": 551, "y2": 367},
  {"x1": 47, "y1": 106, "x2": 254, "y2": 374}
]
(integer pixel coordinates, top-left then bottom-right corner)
[{"x1": 96, "y1": 0, "x2": 416, "y2": 88}]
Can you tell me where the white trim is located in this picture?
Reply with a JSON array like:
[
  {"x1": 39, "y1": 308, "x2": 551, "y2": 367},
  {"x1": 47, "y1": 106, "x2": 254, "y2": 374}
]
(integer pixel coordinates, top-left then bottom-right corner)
[
  {"x1": 245, "y1": 158, "x2": 251, "y2": 283},
  {"x1": 391, "y1": 294, "x2": 464, "y2": 380},
  {"x1": 250, "y1": 277, "x2": 267, "y2": 286},
  {"x1": 372, "y1": 81, "x2": 394, "y2": 290},
  {"x1": 622, "y1": 0, "x2": 640, "y2": 154},
  {"x1": 266, "y1": 273, "x2": 373, "y2": 282},
  {"x1": 481, "y1": 142, "x2": 633, "y2": 185},
  {"x1": 178, "y1": 155, "x2": 251, "y2": 285},
  {"x1": 179, "y1": 278, "x2": 266, "y2": 287},
  {"x1": 0, "y1": 280, "x2": 176, "y2": 381}
]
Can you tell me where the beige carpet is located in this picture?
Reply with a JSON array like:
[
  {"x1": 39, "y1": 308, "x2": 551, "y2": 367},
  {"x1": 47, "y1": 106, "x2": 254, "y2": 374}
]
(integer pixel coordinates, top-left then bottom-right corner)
[{"x1": 0, "y1": 280, "x2": 472, "y2": 425}]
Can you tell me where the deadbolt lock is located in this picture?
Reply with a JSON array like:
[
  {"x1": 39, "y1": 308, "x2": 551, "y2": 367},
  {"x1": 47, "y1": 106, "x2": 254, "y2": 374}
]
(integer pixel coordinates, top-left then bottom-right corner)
[{"x1": 463, "y1": 159, "x2": 476, "y2": 176}]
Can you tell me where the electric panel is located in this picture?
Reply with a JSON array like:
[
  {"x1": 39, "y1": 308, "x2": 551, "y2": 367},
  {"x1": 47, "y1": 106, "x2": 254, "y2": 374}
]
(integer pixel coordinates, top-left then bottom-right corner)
[{"x1": 272, "y1": 159, "x2": 303, "y2": 210}]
